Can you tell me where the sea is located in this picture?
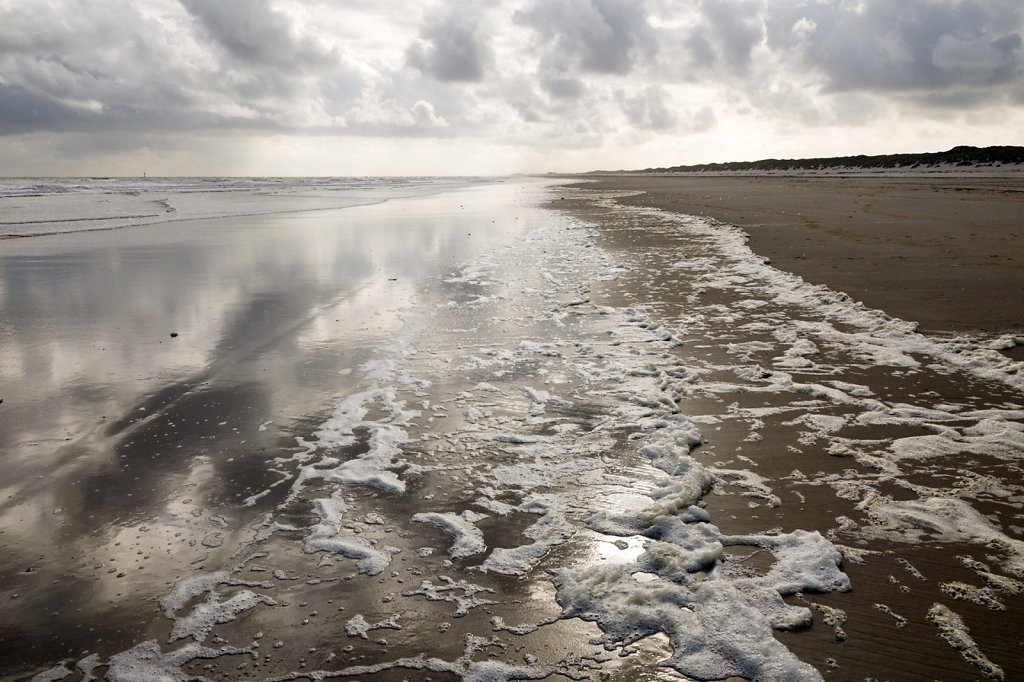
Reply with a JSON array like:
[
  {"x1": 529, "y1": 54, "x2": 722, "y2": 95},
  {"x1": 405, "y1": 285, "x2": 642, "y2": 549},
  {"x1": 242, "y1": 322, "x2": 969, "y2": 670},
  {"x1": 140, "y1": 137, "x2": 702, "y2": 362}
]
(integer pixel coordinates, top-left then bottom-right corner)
[{"x1": 1, "y1": 177, "x2": 1022, "y2": 681}]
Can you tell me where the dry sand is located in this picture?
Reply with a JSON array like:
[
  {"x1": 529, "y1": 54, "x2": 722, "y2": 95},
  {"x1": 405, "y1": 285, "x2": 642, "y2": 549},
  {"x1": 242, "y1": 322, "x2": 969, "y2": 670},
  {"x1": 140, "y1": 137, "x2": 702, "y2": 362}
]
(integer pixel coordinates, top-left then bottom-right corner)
[{"x1": 570, "y1": 174, "x2": 1024, "y2": 341}]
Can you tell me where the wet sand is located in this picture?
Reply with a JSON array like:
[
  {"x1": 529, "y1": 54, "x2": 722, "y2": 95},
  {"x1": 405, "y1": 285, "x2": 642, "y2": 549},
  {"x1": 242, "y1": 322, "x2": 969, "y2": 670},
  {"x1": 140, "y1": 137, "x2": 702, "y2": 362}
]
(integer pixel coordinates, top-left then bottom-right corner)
[
  {"x1": 0, "y1": 183, "x2": 560, "y2": 679},
  {"x1": 551, "y1": 190, "x2": 1024, "y2": 681},
  {"x1": 4, "y1": 178, "x2": 1024, "y2": 682},
  {"x1": 570, "y1": 174, "x2": 1024, "y2": 339}
]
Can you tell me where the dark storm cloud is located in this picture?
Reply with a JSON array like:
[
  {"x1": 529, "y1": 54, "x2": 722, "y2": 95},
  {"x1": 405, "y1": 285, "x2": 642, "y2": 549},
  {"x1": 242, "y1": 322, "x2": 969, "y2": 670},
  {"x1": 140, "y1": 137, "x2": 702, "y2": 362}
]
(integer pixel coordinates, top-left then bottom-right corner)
[
  {"x1": 177, "y1": 0, "x2": 355, "y2": 106},
  {"x1": 0, "y1": 0, "x2": 1021, "y2": 156},
  {"x1": 515, "y1": 0, "x2": 657, "y2": 85},
  {"x1": 406, "y1": 8, "x2": 493, "y2": 82},
  {"x1": 179, "y1": 0, "x2": 336, "y2": 72},
  {"x1": 688, "y1": 0, "x2": 765, "y2": 74},
  {"x1": 763, "y1": 0, "x2": 1023, "y2": 100},
  {"x1": 0, "y1": 77, "x2": 268, "y2": 137},
  {"x1": 0, "y1": 83, "x2": 84, "y2": 135},
  {"x1": 0, "y1": 0, "x2": 357, "y2": 136},
  {"x1": 0, "y1": 3, "x2": 213, "y2": 135},
  {"x1": 0, "y1": 52, "x2": 277, "y2": 136}
]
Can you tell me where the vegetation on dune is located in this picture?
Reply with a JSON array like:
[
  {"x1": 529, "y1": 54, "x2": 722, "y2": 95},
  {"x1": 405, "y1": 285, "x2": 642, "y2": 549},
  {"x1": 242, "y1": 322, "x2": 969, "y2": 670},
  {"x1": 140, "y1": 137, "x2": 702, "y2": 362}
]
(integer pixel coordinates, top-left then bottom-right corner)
[{"x1": 618, "y1": 146, "x2": 1024, "y2": 174}]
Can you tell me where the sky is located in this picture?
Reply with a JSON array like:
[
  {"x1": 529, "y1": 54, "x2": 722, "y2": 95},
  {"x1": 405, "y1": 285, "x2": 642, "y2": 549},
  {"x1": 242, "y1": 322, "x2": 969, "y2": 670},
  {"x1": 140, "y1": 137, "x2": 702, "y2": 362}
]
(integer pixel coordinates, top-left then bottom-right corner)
[{"x1": 0, "y1": 0, "x2": 1022, "y2": 176}]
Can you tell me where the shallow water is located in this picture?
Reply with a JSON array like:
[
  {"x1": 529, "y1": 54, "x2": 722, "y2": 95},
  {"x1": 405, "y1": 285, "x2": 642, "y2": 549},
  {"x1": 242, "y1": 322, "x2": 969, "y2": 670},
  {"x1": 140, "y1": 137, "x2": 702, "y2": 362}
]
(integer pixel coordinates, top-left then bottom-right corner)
[
  {"x1": 0, "y1": 181, "x2": 549, "y2": 675},
  {"x1": 3, "y1": 180, "x2": 1024, "y2": 682}
]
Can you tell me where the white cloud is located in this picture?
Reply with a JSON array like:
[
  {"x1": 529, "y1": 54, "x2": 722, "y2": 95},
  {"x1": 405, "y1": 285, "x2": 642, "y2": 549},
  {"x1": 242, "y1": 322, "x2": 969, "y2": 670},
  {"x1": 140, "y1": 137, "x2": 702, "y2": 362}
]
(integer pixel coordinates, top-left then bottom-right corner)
[
  {"x1": 410, "y1": 100, "x2": 448, "y2": 128},
  {"x1": 764, "y1": 0, "x2": 1024, "y2": 96},
  {"x1": 406, "y1": 4, "x2": 493, "y2": 82},
  {"x1": 791, "y1": 17, "x2": 816, "y2": 38},
  {"x1": 180, "y1": 0, "x2": 337, "y2": 72},
  {"x1": 619, "y1": 85, "x2": 677, "y2": 130},
  {"x1": 514, "y1": 0, "x2": 658, "y2": 76},
  {"x1": 0, "y1": 0, "x2": 1021, "y2": 173}
]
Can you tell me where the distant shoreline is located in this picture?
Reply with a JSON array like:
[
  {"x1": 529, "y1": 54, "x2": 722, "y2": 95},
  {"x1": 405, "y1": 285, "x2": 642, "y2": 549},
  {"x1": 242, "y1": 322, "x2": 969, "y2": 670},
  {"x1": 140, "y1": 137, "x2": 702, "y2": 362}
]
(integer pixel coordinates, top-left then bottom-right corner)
[
  {"x1": 577, "y1": 144, "x2": 1024, "y2": 175},
  {"x1": 568, "y1": 164, "x2": 1024, "y2": 178}
]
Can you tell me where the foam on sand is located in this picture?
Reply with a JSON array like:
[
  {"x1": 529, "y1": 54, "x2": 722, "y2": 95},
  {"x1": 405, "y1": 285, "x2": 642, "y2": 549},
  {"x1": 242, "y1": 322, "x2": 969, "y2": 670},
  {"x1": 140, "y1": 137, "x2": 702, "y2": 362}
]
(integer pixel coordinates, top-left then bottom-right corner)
[
  {"x1": 105, "y1": 640, "x2": 257, "y2": 682},
  {"x1": 480, "y1": 497, "x2": 575, "y2": 575},
  {"x1": 554, "y1": 568, "x2": 823, "y2": 681},
  {"x1": 928, "y1": 603, "x2": 1004, "y2": 679},
  {"x1": 167, "y1": 590, "x2": 276, "y2": 643},
  {"x1": 403, "y1": 577, "x2": 498, "y2": 617},
  {"x1": 346, "y1": 613, "x2": 402, "y2": 640},
  {"x1": 304, "y1": 495, "x2": 400, "y2": 575},
  {"x1": 563, "y1": 429, "x2": 848, "y2": 680},
  {"x1": 857, "y1": 495, "x2": 1024, "y2": 575},
  {"x1": 413, "y1": 511, "x2": 489, "y2": 559}
]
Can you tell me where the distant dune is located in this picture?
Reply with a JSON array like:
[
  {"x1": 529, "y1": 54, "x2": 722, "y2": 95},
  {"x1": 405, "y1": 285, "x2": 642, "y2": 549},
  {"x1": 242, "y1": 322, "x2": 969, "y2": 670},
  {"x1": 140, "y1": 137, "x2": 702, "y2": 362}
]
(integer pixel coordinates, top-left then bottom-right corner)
[{"x1": 595, "y1": 145, "x2": 1024, "y2": 174}]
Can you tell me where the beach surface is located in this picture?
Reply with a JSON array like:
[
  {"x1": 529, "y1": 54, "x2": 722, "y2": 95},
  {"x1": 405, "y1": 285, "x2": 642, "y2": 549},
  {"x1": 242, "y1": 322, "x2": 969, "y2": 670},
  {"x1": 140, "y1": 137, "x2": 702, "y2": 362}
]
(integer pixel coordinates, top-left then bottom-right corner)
[
  {"x1": 571, "y1": 174, "x2": 1024, "y2": 340},
  {"x1": 2, "y1": 177, "x2": 1024, "y2": 682}
]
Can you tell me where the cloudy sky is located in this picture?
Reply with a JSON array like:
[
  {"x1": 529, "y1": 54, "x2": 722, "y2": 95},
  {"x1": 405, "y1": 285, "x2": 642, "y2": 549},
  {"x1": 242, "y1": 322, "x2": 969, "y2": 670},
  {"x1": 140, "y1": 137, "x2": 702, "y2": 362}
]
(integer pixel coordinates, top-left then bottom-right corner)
[{"x1": 1, "y1": 0, "x2": 1022, "y2": 176}]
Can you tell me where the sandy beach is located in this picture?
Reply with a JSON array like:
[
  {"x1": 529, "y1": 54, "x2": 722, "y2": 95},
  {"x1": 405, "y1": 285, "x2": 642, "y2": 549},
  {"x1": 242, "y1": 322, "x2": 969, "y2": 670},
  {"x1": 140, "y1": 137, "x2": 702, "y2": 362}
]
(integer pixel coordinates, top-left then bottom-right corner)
[
  {"x1": 7, "y1": 0, "x2": 1024, "y2": 678},
  {"x1": 3, "y1": 177, "x2": 1024, "y2": 681},
  {"x1": 571, "y1": 174, "x2": 1024, "y2": 342}
]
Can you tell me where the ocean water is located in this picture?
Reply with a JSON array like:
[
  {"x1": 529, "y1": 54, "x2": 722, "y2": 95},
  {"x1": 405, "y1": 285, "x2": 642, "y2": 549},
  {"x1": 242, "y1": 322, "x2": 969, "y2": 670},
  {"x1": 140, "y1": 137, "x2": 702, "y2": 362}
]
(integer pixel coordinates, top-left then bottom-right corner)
[
  {"x1": 0, "y1": 176, "x2": 489, "y2": 238},
  {"x1": 2, "y1": 178, "x2": 1024, "y2": 681}
]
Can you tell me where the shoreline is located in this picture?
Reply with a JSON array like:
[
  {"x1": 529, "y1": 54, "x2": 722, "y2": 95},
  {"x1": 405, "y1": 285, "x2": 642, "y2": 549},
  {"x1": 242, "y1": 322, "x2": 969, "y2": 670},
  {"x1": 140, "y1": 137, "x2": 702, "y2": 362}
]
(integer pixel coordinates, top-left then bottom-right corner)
[{"x1": 564, "y1": 174, "x2": 1024, "y2": 345}]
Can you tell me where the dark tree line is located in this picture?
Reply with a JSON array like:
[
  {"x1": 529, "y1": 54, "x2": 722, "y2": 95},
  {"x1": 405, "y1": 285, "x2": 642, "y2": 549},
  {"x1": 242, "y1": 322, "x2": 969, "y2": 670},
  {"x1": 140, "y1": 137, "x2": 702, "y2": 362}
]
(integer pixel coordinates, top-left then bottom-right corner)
[{"x1": 621, "y1": 146, "x2": 1024, "y2": 174}]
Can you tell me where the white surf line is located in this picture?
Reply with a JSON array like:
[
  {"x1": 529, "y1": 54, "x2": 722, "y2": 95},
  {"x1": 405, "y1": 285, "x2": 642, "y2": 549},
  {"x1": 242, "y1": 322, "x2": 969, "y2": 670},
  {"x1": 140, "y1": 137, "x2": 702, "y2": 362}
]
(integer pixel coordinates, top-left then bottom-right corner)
[
  {"x1": 565, "y1": 190, "x2": 1024, "y2": 675},
  {"x1": 444, "y1": 189, "x2": 1011, "y2": 675},
  {"x1": 388, "y1": 211, "x2": 854, "y2": 680},
  {"x1": 621, "y1": 195, "x2": 1024, "y2": 392}
]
